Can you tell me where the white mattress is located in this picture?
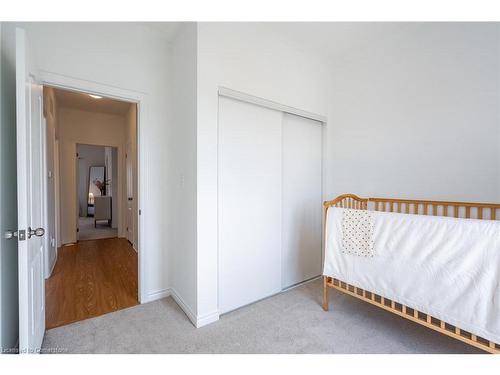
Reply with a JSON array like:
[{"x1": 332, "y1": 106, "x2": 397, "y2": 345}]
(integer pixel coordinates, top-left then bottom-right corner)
[{"x1": 323, "y1": 207, "x2": 500, "y2": 344}]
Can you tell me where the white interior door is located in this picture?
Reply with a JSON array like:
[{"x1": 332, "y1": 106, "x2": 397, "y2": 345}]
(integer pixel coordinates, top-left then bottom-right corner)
[
  {"x1": 16, "y1": 28, "x2": 46, "y2": 353},
  {"x1": 218, "y1": 97, "x2": 282, "y2": 314},
  {"x1": 282, "y1": 113, "x2": 323, "y2": 288}
]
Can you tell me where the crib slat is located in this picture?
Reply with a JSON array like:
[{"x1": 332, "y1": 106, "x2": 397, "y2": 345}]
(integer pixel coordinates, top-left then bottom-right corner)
[
  {"x1": 478, "y1": 207, "x2": 483, "y2": 219},
  {"x1": 465, "y1": 207, "x2": 471, "y2": 218},
  {"x1": 492, "y1": 209, "x2": 497, "y2": 220},
  {"x1": 432, "y1": 205, "x2": 437, "y2": 216},
  {"x1": 454, "y1": 206, "x2": 459, "y2": 218}
]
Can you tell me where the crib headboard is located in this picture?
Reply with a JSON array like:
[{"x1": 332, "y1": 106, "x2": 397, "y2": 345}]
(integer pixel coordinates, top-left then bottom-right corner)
[
  {"x1": 324, "y1": 194, "x2": 500, "y2": 221},
  {"x1": 324, "y1": 194, "x2": 368, "y2": 210}
]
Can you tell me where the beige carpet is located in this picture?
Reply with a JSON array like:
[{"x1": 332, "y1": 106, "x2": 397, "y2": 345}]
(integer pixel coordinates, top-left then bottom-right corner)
[
  {"x1": 78, "y1": 216, "x2": 117, "y2": 241},
  {"x1": 41, "y1": 279, "x2": 482, "y2": 354}
]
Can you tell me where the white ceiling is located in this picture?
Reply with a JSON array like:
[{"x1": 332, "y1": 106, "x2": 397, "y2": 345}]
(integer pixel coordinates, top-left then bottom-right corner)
[
  {"x1": 53, "y1": 87, "x2": 133, "y2": 116},
  {"x1": 104, "y1": 22, "x2": 420, "y2": 62},
  {"x1": 137, "y1": 22, "x2": 182, "y2": 41},
  {"x1": 259, "y1": 22, "x2": 421, "y2": 62},
  {"x1": 138, "y1": 22, "x2": 421, "y2": 62}
]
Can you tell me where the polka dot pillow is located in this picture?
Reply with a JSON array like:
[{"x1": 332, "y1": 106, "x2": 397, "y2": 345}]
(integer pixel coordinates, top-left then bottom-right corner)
[{"x1": 341, "y1": 209, "x2": 374, "y2": 257}]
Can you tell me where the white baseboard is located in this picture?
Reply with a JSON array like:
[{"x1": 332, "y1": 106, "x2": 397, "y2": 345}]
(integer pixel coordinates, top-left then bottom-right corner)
[
  {"x1": 196, "y1": 310, "x2": 220, "y2": 328},
  {"x1": 142, "y1": 287, "x2": 220, "y2": 328},
  {"x1": 169, "y1": 288, "x2": 220, "y2": 328},
  {"x1": 170, "y1": 288, "x2": 197, "y2": 326},
  {"x1": 143, "y1": 288, "x2": 171, "y2": 303}
]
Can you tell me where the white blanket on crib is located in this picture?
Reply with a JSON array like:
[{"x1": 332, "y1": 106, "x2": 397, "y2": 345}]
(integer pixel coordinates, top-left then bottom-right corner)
[{"x1": 323, "y1": 207, "x2": 500, "y2": 344}]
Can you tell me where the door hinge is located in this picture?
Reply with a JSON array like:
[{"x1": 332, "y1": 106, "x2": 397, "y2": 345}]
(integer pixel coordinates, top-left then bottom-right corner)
[{"x1": 139, "y1": 209, "x2": 141, "y2": 216}]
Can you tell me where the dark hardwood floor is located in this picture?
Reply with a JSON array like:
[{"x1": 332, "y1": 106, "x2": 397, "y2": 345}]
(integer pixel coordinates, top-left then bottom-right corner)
[{"x1": 45, "y1": 238, "x2": 138, "y2": 330}]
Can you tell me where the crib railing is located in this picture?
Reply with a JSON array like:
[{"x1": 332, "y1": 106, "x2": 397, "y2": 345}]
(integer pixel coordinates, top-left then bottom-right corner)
[
  {"x1": 369, "y1": 197, "x2": 500, "y2": 220},
  {"x1": 323, "y1": 194, "x2": 500, "y2": 220}
]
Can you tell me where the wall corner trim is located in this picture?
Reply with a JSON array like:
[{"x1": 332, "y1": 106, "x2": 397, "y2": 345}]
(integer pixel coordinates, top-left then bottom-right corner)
[
  {"x1": 170, "y1": 288, "x2": 220, "y2": 328},
  {"x1": 196, "y1": 311, "x2": 220, "y2": 328},
  {"x1": 170, "y1": 288, "x2": 197, "y2": 326}
]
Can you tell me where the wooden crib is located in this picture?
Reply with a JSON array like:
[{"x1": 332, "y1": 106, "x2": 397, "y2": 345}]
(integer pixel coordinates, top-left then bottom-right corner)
[{"x1": 322, "y1": 193, "x2": 500, "y2": 354}]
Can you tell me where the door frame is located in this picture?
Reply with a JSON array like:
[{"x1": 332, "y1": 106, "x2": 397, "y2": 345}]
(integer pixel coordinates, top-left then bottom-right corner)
[
  {"x1": 75, "y1": 143, "x2": 121, "y2": 240},
  {"x1": 39, "y1": 71, "x2": 147, "y2": 303}
]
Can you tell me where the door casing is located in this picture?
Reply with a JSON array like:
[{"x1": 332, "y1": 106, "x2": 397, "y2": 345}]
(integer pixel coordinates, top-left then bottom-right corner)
[{"x1": 39, "y1": 71, "x2": 146, "y2": 303}]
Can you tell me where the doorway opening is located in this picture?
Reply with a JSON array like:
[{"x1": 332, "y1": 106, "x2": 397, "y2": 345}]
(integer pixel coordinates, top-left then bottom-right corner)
[
  {"x1": 77, "y1": 143, "x2": 118, "y2": 241},
  {"x1": 42, "y1": 86, "x2": 139, "y2": 329}
]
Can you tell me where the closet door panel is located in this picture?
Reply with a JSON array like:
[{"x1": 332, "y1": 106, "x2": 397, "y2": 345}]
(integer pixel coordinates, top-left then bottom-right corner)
[
  {"x1": 218, "y1": 97, "x2": 282, "y2": 314},
  {"x1": 282, "y1": 113, "x2": 323, "y2": 288}
]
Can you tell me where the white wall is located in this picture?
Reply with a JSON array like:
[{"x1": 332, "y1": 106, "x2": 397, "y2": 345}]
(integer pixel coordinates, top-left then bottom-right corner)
[
  {"x1": 0, "y1": 21, "x2": 19, "y2": 351},
  {"x1": 169, "y1": 23, "x2": 198, "y2": 322},
  {"x1": 325, "y1": 23, "x2": 500, "y2": 203},
  {"x1": 195, "y1": 22, "x2": 500, "y2": 326},
  {"x1": 196, "y1": 22, "x2": 330, "y2": 325}
]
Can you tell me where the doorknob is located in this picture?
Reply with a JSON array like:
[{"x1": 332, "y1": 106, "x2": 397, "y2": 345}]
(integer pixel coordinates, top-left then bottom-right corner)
[{"x1": 28, "y1": 227, "x2": 45, "y2": 239}]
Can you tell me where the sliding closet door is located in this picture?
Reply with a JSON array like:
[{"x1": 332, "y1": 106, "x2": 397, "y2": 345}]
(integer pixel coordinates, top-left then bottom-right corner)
[
  {"x1": 218, "y1": 97, "x2": 283, "y2": 314},
  {"x1": 282, "y1": 113, "x2": 323, "y2": 289}
]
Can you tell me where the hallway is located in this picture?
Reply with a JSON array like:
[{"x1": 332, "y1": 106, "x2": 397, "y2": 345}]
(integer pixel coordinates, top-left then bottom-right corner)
[{"x1": 45, "y1": 238, "x2": 138, "y2": 329}]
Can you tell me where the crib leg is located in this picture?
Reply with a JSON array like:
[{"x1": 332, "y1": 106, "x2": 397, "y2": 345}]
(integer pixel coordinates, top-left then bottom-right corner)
[{"x1": 323, "y1": 276, "x2": 329, "y2": 311}]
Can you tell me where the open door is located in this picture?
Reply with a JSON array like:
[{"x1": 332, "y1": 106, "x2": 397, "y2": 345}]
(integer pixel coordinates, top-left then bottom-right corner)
[{"x1": 15, "y1": 27, "x2": 46, "y2": 353}]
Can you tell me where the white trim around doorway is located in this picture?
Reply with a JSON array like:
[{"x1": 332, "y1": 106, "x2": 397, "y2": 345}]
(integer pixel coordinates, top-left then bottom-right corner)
[{"x1": 39, "y1": 70, "x2": 148, "y2": 304}]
